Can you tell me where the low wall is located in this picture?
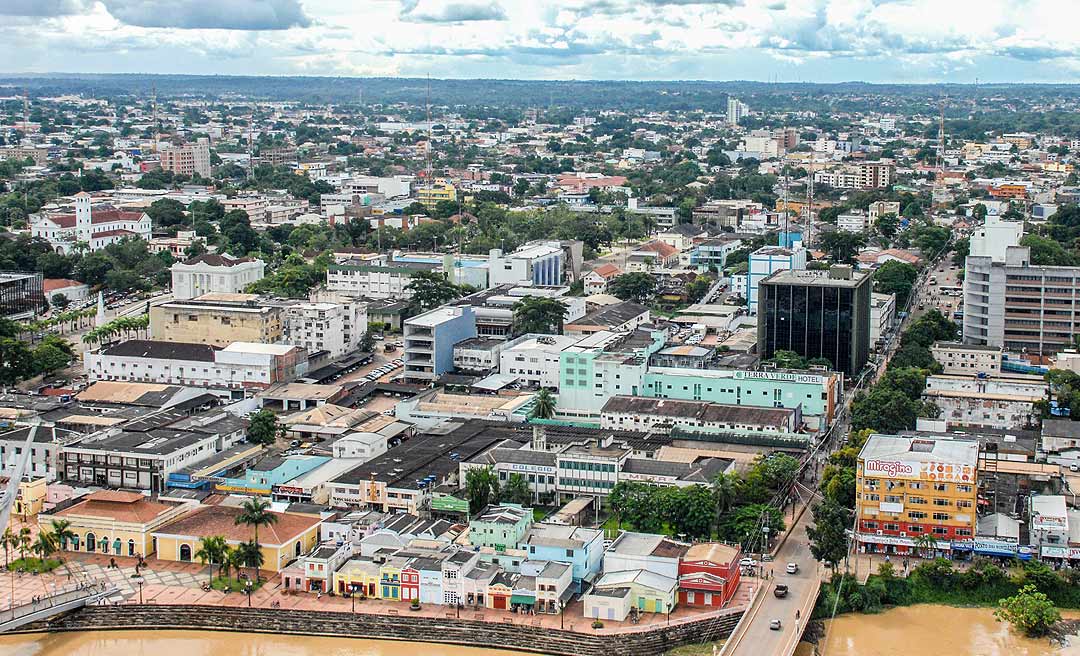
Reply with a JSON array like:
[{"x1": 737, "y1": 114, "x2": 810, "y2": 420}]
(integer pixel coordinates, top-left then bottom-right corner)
[{"x1": 16, "y1": 604, "x2": 743, "y2": 656}]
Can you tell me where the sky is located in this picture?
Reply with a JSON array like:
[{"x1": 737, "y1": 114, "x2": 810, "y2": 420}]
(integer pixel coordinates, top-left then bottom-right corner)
[{"x1": 1, "y1": 0, "x2": 1080, "y2": 83}]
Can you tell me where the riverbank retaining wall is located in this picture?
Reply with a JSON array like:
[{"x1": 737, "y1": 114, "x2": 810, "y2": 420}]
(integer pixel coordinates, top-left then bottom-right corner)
[{"x1": 14, "y1": 604, "x2": 743, "y2": 656}]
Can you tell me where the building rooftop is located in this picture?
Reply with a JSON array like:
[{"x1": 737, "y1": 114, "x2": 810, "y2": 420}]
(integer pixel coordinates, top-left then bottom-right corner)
[
  {"x1": 154, "y1": 504, "x2": 320, "y2": 546},
  {"x1": 761, "y1": 267, "x2": 870, "y2": 288},
  {"x1": 859, "y1": 434, "x2": 980, "y2": 470},
  {"x1": 99, "y1": 340, "x2": 218, "y2": 362}
]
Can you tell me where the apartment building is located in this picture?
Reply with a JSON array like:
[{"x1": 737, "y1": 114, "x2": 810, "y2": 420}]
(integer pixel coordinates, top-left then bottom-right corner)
[
  {"x1": 170, "y1": 254, "x2": 265, "y2": 300},
  {"x1": 855, "y1": 434, "x2": 979, "y2": 557},
  {"x1": 284, "y1": 302, "x2": 362, "y2": 359},
  {"x1": 930, "y1": 342, "x2": 1003, "y2": 375},
  {"x1": 150, "y1": 293, "x2": 284, "y2": 347},
  {"x1": 964, "y1": 217, "x2": 1080, "y2": 356},
  {"x1": 417, "y1": 180, "x2": 457, "y2": 209},
  {"x1": 402, "y1": 306, "x2": 477, "y2": 384},
  {"x1": 159, "y1": 138, "x2": 211, "y2": 178},
  {"x1": 746, "y1": 243, "x2": 808, "y2": 313},
  {"x1": 813, "y1": 162, "x2": 894, "y2": 189},
  {"x1": 326, "y1": 256, "x2": 432, "y2": 300},
  {"x1": 921, "y1": 374, "x2": 1046, "y2": 430}
]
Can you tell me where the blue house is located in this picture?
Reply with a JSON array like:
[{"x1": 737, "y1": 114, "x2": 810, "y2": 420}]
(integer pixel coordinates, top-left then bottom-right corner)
[
  {"x1": 217, "y1": 455, "x2": 330, "y2": 495},
  {"x1": 520, "y1": 523, "x2": 604, "y2": 592}
]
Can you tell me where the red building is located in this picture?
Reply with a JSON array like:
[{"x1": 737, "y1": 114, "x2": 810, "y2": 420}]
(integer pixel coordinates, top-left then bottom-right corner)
[
  {"x1": 401, "y1": 565, "x2": 420, "y2": 601},
  {"x1": 677, "y1": 542, "x2": 741, "y2": 607}
]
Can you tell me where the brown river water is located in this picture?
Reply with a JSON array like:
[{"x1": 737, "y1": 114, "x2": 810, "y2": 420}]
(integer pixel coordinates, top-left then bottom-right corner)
[
  {"x1": 0, "y1": 630, "x2": 532, "y2": 656},
  {"x1": 2, "y1": 606, "x2": 1080, "y2": 656},
  {"x1": 822, "y1": 605, "x2": 1080, "y2": 656}
]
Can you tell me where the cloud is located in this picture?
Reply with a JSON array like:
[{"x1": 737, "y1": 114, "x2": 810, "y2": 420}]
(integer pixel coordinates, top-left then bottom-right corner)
[
  {"x1": 101, "y1": 0, "x2": 311, "y2": 29},
  {"x1": 401, "y1": 0, "x2": 507, "y2": 23},
  {"x1": 0, "y1": 0, "x2": 86, "y2": 16}
]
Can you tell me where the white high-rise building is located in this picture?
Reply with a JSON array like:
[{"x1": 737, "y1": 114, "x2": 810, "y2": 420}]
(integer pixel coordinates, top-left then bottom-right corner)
[{"x1": 727, "y1": 97, "x2": 749, "y2": 126}]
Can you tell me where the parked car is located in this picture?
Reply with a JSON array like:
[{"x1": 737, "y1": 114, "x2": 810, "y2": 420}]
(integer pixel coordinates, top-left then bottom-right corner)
[
  {"x1": 739, "y1": 557, "x2": 758, "y2": 568},
  {"x1": 773, "y1": 584, "x2": 789, "y2": 598},
  {"x1": 786, "y1": 562, "x2": 799, "y2": 574}
]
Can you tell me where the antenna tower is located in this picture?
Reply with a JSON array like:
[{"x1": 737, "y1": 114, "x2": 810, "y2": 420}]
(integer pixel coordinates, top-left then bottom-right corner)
[
  {"x1": 151, "y1": 84, "x2": 159, "y2": 152},
  {"x1": 22, "y1": 89, "x2": 29, "y2": 132},
  {"x1": 247, "y1": 106, "x2": 255, "y2": 179},
  {"x1": 425, "y1": 74, "x2": 433, "y2": 181}
]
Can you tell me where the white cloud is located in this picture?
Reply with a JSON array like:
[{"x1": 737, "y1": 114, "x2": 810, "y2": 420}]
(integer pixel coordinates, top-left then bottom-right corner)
[{"x1": 2, "y1": 0, "x2": 1080, "y2": 81}]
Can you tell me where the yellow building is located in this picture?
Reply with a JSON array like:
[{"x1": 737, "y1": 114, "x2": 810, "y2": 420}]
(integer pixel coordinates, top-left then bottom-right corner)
[
  {"x1": 39, "y1": 490, "x2": 191, "y2": 557},
  {"x1": 417, "y1": 180, "x2": 457, "y2": 210},
  {"x1": 151, "y1": 504, "x2": 320, "y2": 572},
  {"x1": 12, "y1": 477, "x2": 46, "y2": 519},
  {"x1": 150, "y1": 293, "x2": 284, "y2": 347},
  {"x1": 333, "y1": 558, "x2": 381, "y2": 596},
  {"x1": 855, "y1": 434, "x2": 979, "y2": 558}
]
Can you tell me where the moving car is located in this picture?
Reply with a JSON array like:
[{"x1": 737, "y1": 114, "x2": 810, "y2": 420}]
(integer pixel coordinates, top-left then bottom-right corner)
[
  {"x1": 769, "y1": 619, "x2": 782, "y2": 630},
  {"x1": 773, "y1": 584, "x2": 789, "y2": 598},
  {"x1": 786, "y1": 562, "x2": 799, "y2": 574}
]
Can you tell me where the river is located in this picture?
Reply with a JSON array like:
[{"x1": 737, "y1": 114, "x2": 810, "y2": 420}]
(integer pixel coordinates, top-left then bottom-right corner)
[
  {"x1": 822, "y1": 605, "x2": 1080, "y2": 656},
  {"x1": 0, "y1": 631, "x2": 533, "y2": 656}
]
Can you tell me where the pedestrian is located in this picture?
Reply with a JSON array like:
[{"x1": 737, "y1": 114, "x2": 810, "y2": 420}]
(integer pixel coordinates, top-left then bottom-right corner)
[{"x1": 796, "y1": 609, "x2": 801, "y2": 620}]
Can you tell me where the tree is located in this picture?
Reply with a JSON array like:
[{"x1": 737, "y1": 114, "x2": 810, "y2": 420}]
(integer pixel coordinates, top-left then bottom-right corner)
[
  {"x1": 49, "y1": 519, "x2": 75, "y2": 556},
  {"x1": 609, "y1": 272, "x2": 657, "y2": 305},
  {"x1": 406, "y1": 270, "x2": 462, "y2": 312},
  {"x1": 951, "y1": 237, "x2": 970, "y2": 268},
  {"x1": 995, "y1": 585, "x2": 1061, "y2": 637},
  {"x1": 359, "y1": 331, "x2": 376, "y2": 353},
  {"x1": 234, "y1": 498, "x2": 277, "y2": 581},
  {"x1": 669, "y1": 485, "x2": 715, "y2": 539},
  {"x1": 32, "y1": 531, "x2": 57, "y2": 561},
  {"x1": 194, "y1": 535, "x2": 228, "y2": 584},
  {"x1": 718, "y1": 503, "x2": 785, "y2": 550},
  {"x1": 246, "y1": 409, "x2": 281, "y2": 446},
  {"x1": 51, "y1": 293, "x2": 70, "y2": 311},
  {"x1": 530, "y1": 388, "x2": 557, "y2": 419},
  {"x1": 873, "y1": 260, "x2": 919, "y2": 307},
  {"x1": 512, "y1": 297, "x2": 569, "y2": 335},
  {"x1": 238, "y1": 540, "x2": 265, "y2": 581},
  {"x1": 501, "y1": 474, "x2": 532, "y2": 506},
  {"x1": 1, "y1": 528, "x2": 15, "y2": 567},
  {"x1": 33, "y1": 343, "x2": 71, "y2": 376},
  {"x1": 0, "y1": 338, "x2": 35, "y2": 385},
  {"x1": 819, "y1": 230, "x2": 867, "y2": 264},
  {"x1": 806, "y1": 500, "x2": 851, "y2": 574},
  {"x1": 913, "y1": 533, "x2": 938, "y2": 559},
  {"x1": 465, "y1": 466, "x2": 500, "y2": 514},
  {"x1": 687, "y1": 275, "x2": 713, "y2": 303}
]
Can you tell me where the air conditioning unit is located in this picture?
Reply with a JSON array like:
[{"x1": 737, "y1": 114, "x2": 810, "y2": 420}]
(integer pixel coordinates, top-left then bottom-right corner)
[
  {"x1": 876, "y1": 530, "x2": 884, "y2": 536},
  {"x1": 900, "y1": 532, "x2": 907, "y2": 537}
]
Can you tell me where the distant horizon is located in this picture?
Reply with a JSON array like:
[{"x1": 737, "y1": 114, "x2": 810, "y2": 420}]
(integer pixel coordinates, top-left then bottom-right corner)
[{"x1": 3, "y1": 72, "x2": 1079, "y2": 87}]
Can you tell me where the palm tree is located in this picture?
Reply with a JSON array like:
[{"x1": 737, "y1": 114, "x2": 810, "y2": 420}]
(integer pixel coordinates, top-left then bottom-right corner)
[
  {"x1": 32, "y1": 532, "x2": 57, "y2": 561},
  {"x1": 913, "y1": 533, "x2": 937, "y2": 559},
  {"x1": 234, "y1": 498, "x2": 277, "y2": 582},
  {"x1": 238, "y1": 540, "x2": 265, "y2": 582},
  {"x1": 49, "y1": 520, "x2": 76, "y2": 558},
  {"x1": 17, "y1": 527, "x2": 31, "y2": 561},
  {"x1": 1, "y1": 528, "x2": 16, "y2": 567},
  {"x1": 225, "y1": 547, "x2": 246, "y2": 585},
  {"x1": 194, "y1": 535, "x2": 227, "y2": 585},
  {"x1": 712, "y1": 472, "x2": 740, "y2": 534},
  {"x1": 530, "y1": 388, "x2": 557, "y2": 420}
]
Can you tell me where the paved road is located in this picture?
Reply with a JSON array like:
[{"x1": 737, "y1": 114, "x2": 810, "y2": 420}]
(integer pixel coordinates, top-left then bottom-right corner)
[
  {"x1": 726, "y1": 507, "x2": 820, "y2": 656},
  {"x1": 726, "y1": 245, "x2": 955, "y2": 656}
]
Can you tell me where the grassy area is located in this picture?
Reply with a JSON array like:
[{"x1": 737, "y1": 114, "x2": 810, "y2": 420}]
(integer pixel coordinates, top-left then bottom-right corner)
[
  {"x1": 665, "y1": 641, "x2": 725, "y2": 656},
  {"x1": 532, "y1": 507, "x2": 554, "y2": 522},
  {"x1": 210, "y1": 576, "x2": 264, "y2": 593},
  {"x1": 7, "y1": 557, "x2": 62, "y2": 573}
]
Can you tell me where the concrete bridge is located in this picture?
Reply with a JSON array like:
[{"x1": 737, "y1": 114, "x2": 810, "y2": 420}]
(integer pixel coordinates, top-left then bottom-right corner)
[{"x1": 0, "y1": 585, "x2": 119, "y2": 633}]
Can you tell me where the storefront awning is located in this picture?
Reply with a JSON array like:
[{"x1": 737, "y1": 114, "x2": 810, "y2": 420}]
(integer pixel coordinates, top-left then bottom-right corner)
[{"x1": 510, "y1": 594, "x2": 535, "y2": 605}]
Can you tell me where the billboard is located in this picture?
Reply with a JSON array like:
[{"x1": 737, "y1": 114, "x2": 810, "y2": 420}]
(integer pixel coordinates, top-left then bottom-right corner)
[{"x1": 863, "y1": 459, "x2": 975, "y2": 483}]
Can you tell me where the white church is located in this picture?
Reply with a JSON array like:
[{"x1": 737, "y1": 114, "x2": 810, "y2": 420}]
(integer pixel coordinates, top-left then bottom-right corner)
[{"x1": 31, "y1": 192, "x2": 152, "y2": 254}]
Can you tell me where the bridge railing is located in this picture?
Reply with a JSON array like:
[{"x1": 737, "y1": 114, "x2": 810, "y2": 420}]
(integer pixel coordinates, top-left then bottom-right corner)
[{"x1": 0, "y1": 583, "x2": 109, "y2": 626}]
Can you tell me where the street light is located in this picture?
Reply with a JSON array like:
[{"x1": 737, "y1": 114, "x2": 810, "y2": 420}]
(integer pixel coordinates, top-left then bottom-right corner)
[
  {"x1": 133, "y1": 574, "x2": 145, "y2": 605},
  {"x1": 245, "y1": 580, "x2": 253, "y2": 607}
]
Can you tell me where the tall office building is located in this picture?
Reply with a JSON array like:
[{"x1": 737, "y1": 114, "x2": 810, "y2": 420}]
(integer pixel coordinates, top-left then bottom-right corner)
[
  {"x1": 962, "y1": 213, "x2": 1080, "y2": 356},
  {"x1": 757, "y1": 266, "x2": 872, "y2": 377}
]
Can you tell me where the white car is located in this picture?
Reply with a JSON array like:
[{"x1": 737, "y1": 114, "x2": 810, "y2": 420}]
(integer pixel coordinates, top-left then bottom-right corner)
[
  {"x1": 740, "y1": 557, "x2": 758, "y2": 568},
  {"x1": 786, "y1": 562, "x2": 799, "y2": 574}
]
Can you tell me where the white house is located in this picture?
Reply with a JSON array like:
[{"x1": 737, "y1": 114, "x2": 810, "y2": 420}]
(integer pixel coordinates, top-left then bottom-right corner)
[
  {"x1": 31, "y1": 193, "x2": 151, "y2": 254},
  {"x1": 499, "y1": 334, "x2": 580, "y2": 389}
]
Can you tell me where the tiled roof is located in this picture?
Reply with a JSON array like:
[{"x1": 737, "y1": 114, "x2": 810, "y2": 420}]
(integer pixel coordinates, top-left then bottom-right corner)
[
  {"x1": 55, "y1": 491, "x2": 175, "y2": 524},
  {"x1": 46, "y1": 209, "x2": 145, "y2": 229},
  {"x1": 154, "y1": 504, "x2": 320, "y2": 546}
]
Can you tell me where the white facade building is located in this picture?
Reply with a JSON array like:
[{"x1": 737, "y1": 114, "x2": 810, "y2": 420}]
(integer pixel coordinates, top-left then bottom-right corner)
[
  {"x1": 170, "y1": 254, "x2": 265, "y2": 300},
  {"x1": 84, "y1": 340, "x2": 300, "y2": 391},
  {"x1": 31, "y1": 193, "x2": 151, "y2": 254},
  {"x1": 870, "y1": 292, "x2": 896, "y2": 344},
  {"x1": 922, "y1": 374, "x2": 1046, "y2": 430},
  {"x1": 499, "y1": 334, "x2": 580, "y2": 389},
  {"x1": 284, "y1": 302, "x2": 357, "y2": 359}
]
